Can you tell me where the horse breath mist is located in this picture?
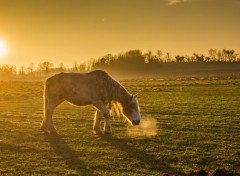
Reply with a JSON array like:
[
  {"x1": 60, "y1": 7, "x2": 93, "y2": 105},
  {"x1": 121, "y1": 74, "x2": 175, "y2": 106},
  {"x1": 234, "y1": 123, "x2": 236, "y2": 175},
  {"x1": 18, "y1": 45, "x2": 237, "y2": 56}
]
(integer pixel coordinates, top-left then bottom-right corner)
[{"x1": 127, "y1": 117, "x2": 158, "y2": 138}]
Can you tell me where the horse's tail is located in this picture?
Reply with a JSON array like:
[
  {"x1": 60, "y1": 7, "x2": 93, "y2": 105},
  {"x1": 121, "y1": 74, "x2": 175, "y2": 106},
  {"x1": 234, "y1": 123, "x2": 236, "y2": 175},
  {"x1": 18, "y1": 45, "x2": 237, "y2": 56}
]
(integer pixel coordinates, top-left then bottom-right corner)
[
  {"x1": 43, "y1": 82, "x2": 48, "y2": 119},
  {"x1": 41, "y1": 80, "x2": 49, "y2": 131}
]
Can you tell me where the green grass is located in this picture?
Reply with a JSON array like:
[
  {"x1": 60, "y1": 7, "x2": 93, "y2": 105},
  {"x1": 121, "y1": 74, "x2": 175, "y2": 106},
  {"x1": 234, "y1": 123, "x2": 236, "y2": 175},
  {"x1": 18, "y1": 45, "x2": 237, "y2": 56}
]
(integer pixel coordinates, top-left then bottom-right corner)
[{"x1": 0, "y1": 78, "x2": 240, "y2": 175}]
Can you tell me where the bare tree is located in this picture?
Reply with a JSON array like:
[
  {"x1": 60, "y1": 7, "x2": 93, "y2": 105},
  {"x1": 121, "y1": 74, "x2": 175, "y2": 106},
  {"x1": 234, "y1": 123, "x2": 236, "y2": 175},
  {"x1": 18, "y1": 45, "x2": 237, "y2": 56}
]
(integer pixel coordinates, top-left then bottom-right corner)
[
  {"x1": 19, "y1": 66, "x2": 26, "y2": 75},
  {"x1": 175, "y1": 55, "x2": 185, "y2": 62},
  {"x1": 79, "y1": 63, "x2": 86, "y2": 71},
  {"x1": 38, "y1": 61, "x2": 53, "y2": 73},
  {"x1": 208, "y1": 49, "x2": 218, "y2": 62},
  {"x1": 222, "y1": 49, "x2": 239, "y2": 62},
  {"x1": 164, "y1": 52, "x2": 172, "y2": 62},
  {"x1": 0, "y1": 64, "x2": 16, "y2": 77},
  {"x1": 72, "y1": 61, "x2": 78, "y2": 72},
  {"x1": 58, "y1": 62, "x2": 65, "y2": 71},
  {"x1": 26, "y1": 63, "x2": 34, "y2": 75},
  {"x1": 144, "y1": 50, "x2": 153, "y2": 63},
  {"x1": 217, "y1": 50, "x2": 223, "y2": 62},
  {"x1": 156, "y1": 50, "x2": 163, "y2": 62},
  {"x1": 193, "y1": 53, "x2": 205, "y2": 62}
]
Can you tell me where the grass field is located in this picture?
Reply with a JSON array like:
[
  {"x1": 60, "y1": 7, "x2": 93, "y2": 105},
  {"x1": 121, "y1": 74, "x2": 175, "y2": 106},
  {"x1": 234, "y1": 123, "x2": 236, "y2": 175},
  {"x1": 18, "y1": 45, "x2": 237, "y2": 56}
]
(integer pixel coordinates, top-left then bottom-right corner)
[{"x1": 0, "y1": 77, "x2": 240, "y2": 175}]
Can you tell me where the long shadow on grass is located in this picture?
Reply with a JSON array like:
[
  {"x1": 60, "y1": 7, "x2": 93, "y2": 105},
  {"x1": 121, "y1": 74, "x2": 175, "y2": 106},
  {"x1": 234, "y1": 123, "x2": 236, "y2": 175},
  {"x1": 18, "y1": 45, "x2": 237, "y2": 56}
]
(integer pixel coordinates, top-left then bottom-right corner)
[
  {"x1": 45, "y1": 133, "x2": 93, "y2": 176},
  {"x1": 99, "y1": 135, "x2": 185, "y2": 175}
]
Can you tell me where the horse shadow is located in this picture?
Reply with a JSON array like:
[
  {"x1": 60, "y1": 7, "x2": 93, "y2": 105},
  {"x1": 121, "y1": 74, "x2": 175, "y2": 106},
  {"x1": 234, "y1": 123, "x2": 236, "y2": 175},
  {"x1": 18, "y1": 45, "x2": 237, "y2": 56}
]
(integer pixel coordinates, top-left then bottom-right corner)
[
  {"x1": 45, "y1": 133, "x2": 94, "y2": 176},
  {"x1": 99, "y1": 134, "x2": 185, "y2": 175}
]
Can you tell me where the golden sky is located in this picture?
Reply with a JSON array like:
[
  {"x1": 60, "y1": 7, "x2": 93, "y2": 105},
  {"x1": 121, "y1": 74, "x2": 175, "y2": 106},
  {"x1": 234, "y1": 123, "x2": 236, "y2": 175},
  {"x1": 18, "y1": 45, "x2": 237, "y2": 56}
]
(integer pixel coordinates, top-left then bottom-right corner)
[{"x1": 0, "y1": 0, "x2": 239, "y2": 67}]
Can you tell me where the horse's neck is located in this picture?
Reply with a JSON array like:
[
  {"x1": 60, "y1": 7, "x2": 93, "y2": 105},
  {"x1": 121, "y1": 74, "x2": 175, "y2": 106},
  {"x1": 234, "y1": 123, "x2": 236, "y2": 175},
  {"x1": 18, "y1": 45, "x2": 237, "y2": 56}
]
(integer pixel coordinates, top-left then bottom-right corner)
[{"x1": 115, "y1": 84, "x2": 130, "y2": 106}]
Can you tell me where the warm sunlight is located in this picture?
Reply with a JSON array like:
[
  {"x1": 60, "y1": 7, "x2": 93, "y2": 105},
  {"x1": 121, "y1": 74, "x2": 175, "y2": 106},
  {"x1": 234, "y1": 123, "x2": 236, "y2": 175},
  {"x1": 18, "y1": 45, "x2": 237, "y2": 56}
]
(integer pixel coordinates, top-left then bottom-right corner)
[{"x1": 0, "y1": 39, "x2": 8, "y2": 58}]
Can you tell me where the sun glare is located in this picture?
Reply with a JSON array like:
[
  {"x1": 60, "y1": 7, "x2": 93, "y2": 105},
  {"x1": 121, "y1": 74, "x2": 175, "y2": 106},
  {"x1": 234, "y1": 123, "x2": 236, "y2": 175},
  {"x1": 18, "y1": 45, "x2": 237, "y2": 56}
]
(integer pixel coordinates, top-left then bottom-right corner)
[{"x1": 0, "y1": 39, "x2": 8, "y2": 58}]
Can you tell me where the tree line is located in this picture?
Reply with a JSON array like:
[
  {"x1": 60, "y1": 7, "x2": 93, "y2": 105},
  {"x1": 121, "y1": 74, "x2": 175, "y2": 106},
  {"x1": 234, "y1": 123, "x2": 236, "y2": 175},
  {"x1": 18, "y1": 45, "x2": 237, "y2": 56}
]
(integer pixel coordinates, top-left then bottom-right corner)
[{"x1": 0, "y1": 48, "x2": 239, "y2": 78}]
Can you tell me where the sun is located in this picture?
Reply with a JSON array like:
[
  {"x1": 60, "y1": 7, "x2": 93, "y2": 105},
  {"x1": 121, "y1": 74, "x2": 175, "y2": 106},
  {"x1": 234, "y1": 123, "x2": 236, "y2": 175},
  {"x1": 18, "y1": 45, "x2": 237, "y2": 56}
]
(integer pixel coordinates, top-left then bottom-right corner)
[{"x1": 0, "y1": 39, "x2": 8, "y2": 58}]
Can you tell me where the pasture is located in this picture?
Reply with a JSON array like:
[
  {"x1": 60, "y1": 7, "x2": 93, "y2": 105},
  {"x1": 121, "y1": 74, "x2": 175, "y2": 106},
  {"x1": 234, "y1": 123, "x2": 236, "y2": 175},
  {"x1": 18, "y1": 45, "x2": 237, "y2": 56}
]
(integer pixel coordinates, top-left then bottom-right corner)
[{"x1": 0, "y1": 77, "x2": 239, "y2": 175}]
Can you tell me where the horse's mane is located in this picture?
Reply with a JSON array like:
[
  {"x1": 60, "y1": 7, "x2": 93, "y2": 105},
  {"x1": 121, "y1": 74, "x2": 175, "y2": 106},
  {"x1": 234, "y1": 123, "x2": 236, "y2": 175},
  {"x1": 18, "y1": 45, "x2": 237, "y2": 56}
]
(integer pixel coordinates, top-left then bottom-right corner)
[
  {"x1": 104, "y1": 72, "x2": 131, "y2": 118},
  {"x1": 89, "y1": 70, "x2": 132, "y2": 119}
]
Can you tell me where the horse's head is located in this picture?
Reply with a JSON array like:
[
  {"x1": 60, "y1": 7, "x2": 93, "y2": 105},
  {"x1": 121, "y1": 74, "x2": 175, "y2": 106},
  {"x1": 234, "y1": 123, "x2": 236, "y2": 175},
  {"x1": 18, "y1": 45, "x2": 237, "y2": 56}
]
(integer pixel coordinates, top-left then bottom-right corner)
[{"x1": 122, "y1": 94, "x2": 141, "y2": 126}]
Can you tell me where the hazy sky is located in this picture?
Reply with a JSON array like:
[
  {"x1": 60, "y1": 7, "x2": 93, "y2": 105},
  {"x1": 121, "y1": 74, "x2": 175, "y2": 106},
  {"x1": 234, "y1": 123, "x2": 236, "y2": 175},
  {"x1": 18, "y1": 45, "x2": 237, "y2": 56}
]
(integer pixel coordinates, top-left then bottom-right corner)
[{"x1": 0, "y1": 0, "x2": 239, "y2": 67}]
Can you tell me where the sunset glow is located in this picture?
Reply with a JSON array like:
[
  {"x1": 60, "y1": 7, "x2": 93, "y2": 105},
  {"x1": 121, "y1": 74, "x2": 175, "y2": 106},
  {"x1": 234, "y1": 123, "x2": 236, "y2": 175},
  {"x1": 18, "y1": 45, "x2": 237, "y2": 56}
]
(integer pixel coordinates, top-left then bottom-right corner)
[
  {"x1": 0, "y1": 39, "x2": 7, "y2": 58},
  {"x1": 0, "y1": 0, "x2": 239, "y2": 67}
]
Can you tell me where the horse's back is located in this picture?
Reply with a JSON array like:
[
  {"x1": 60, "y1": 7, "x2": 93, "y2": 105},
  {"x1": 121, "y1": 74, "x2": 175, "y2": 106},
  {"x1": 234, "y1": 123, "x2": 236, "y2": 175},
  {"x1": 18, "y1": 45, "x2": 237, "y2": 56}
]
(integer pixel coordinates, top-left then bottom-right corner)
[
  {"x1": 44, "y1": 70, "x2": 112, "y2": 105},
  {"x1": 46, "y1": 70, "x2": 109, "y2": 82}
]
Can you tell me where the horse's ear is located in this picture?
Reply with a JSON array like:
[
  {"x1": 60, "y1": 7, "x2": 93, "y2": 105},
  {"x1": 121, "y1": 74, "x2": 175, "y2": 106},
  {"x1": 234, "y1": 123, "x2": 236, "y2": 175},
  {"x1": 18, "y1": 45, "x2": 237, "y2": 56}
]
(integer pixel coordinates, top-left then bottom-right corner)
[
  {"x1": 131, "y1": 94, "x2": 134, "y2": 99},
  {"x1": 131, "y1": 94, "x2": 138, "y2": 99}
]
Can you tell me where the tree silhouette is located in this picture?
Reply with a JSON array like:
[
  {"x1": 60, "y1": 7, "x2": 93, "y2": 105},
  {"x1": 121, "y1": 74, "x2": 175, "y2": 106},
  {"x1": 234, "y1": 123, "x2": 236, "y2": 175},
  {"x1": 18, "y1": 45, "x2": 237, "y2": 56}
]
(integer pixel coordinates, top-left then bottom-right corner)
[
  {"x1": 217, "y1": 50, "x2": 223, "y2": 62},
  {"x1": 144, "y1": 50, "x2": 153, "y2": 63},
  {"x1": 96, "y1": 54, "x2": 114, "y2": 66},
  {"x1": 175, "y1": 55, "x2": 185, "y2": 62},
  {"x1": 0, "y1": 64, "x2": 16, "y2": 77},
  {"x1": 19, "y1": 66, "x2": 26, "y2": 75},
  {"x1": 222, "y1": 49, "x2": 238, "y2": 62},
  {"x1": 145, "y1": 50, "x2": 159, "y2": 64},
  {"x1": 38, "y1": 61, "x2": 53, "y2": 73},
  {"x1": 79, "y1": 63, "x2": 86, "y2": 71},
  {"x1": 72, "y1": 61, "x2": 78, "y2": 72},
  {"x1": 58, "y1": 62, "x2": 65, "y2": 71},
  {"x1": 1, "y1": 48, "x2": 239, "y2": 79},
  {"x1": 165, "y1": 52, "x2": 171, "y2": 62},
  {"x1": 156, "y1": 50, "x2": 163, "y2": 62},
  {"x1": 208, "y1": 49, "x2": 218, "y2": 62},
  {"x1": 26, "y1": 63, "x2": 34, "y2": 75},
  {"x1": 193, "y1": 53, "x2": 205, "y2": 62}
]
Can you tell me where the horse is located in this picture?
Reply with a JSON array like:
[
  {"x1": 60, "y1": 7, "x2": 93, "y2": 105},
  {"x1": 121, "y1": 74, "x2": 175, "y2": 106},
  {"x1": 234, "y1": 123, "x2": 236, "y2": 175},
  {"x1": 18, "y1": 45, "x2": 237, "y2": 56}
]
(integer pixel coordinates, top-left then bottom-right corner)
[{"x1": 41, "y1": 70, "x2": 141, "y2": 135}]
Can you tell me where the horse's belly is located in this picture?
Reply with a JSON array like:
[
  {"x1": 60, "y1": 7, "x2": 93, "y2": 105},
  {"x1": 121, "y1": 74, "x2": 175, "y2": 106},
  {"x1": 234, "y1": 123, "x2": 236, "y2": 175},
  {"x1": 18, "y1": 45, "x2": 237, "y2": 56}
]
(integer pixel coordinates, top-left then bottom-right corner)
[
  {"x1": 68, "y1": 101, "x2": 90, "y2": 106},
  {"x1": 63, "y1": 86, "x2": 93, "y2": 106},
  {"x1": 66, "y1": 96, "x2": 91, "y2": 106}
]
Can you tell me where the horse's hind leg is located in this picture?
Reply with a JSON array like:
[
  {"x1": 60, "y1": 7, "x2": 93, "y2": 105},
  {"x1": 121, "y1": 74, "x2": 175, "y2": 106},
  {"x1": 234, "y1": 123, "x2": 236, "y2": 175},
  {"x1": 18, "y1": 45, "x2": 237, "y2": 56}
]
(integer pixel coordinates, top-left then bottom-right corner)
[
  {"x1": 41, "y1": 94, "x2": 63, "y2": 134},
  {"x1": 41, "y1": 105, "x2": 57, "y2": 134},
  {"x1": 41, "y1": 97, "x2": 56, "y2": 134},
  {"x1": 93, "y1": 110, "x2": 103, "y2": 134}
]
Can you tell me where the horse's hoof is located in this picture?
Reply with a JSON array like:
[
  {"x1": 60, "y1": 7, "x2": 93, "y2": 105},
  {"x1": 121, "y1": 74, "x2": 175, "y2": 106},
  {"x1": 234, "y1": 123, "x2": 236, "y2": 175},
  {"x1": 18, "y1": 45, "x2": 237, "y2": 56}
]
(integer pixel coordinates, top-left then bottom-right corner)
[
  {"x1": 40, "y1": 126, "x2": 47, "y2": 133},
  {"x1": 49, "y1": 130, "x2": 58, "y2": 135},
  {"x1": 40, "y1": 124, "x2": 44, "y2": 129},
  {"x1": 103, "y1": 131, "x2": 112, "y2": 136},
  {"x1": 92, "y1": 130, "x2": 102, "y2": 135}
]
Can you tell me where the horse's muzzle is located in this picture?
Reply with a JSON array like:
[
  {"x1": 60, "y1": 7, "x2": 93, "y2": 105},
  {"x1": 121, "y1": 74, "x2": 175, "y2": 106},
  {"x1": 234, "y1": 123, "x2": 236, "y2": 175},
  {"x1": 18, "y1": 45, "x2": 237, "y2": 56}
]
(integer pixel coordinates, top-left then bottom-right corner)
[{"x1": 132, "y1": 119, "x2": 140, "y2": 126}]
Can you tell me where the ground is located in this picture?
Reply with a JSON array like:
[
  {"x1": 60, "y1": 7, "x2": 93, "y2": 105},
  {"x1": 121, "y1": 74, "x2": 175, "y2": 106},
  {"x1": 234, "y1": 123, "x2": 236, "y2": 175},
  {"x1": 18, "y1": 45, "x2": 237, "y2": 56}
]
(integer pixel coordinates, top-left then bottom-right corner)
[{"x1": 0, "y1": 77, "x2": 239, "y2": 175}]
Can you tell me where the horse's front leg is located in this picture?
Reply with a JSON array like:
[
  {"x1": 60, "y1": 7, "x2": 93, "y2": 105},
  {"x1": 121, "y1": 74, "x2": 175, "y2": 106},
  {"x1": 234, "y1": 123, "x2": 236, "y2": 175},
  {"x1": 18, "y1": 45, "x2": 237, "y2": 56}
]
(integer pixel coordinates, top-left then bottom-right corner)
[
  {"x1": 103, "y1": 111, "x2": 111, "y2": 135},
  {"x1": 93, "y1": 110, "x2": 103, "y2": 134},
  {"x1": 93, "y1": 101, "x2": 111, "y2": 135}
]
